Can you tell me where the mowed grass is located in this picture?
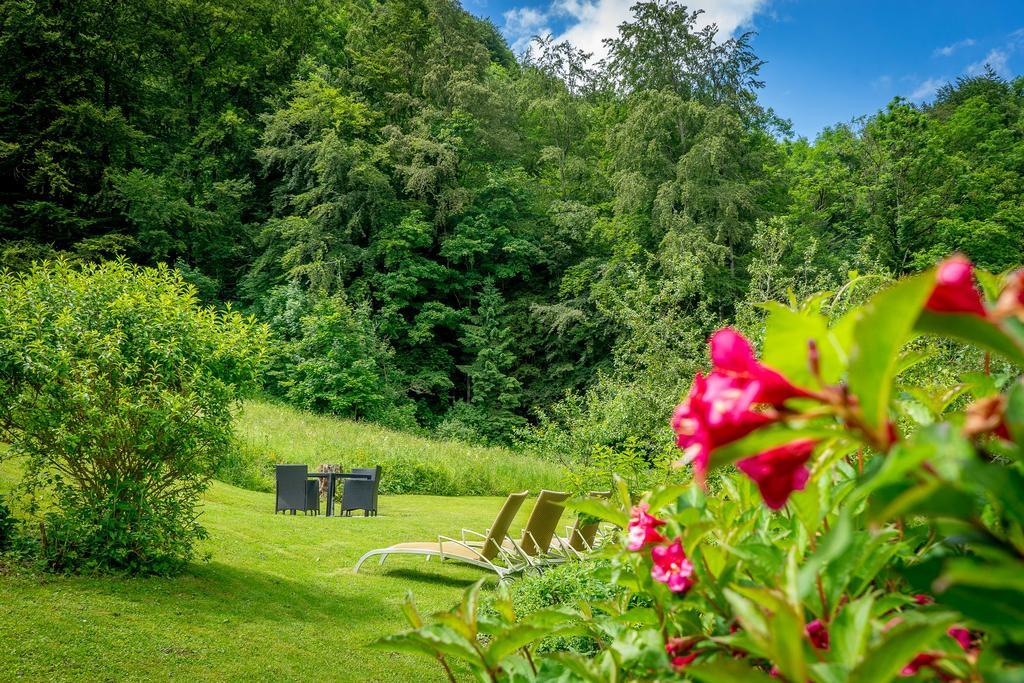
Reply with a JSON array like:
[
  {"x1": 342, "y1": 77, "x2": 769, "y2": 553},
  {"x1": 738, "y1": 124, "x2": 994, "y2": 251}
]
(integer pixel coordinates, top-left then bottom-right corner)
[
  {"x1": 0, "y1": 466, "x2": 540, "y2": 682},
  {"x1": 234, "y1": 399, "x2": 565, "y2": 495}
]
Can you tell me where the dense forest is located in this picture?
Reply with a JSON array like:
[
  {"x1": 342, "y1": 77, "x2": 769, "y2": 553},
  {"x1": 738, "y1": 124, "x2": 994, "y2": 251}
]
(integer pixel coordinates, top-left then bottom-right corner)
[{"x1": 2, "y1": 0, "x2": 1022, "y2": 453}]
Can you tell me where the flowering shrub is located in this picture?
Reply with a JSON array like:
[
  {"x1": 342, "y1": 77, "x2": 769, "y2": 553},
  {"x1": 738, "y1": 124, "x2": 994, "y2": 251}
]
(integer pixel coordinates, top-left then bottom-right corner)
[{"x1": 381, "y1": 256, "x2": 1024, "y2": 682}]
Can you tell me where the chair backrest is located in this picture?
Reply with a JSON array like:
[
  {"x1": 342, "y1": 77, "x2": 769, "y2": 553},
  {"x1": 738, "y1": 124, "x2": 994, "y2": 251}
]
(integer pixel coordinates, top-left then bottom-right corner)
[
  {"x1": 480, "y1": 491, "x2": 530, "y2": 560},
  {"x1": 342, "y1": 466, "x2": 382, "y2": 513},
  {"x1": 351, "y1": 466, "x2": 381, "y2": 482},
  {"x1": 276, "y1": 464, "x2": 308, "y2": 511},
  {"x1": 518, "y1": 490, "x2": 571, "y2": 556},
  {"x1": 567, "y1": 490, "x2": 609, "y2": 551}
]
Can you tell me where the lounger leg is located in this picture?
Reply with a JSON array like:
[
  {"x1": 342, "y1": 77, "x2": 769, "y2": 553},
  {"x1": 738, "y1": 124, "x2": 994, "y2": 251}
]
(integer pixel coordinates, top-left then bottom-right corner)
[{"x1": 355, "y1": 550, "x2": 383, "y2": 572}]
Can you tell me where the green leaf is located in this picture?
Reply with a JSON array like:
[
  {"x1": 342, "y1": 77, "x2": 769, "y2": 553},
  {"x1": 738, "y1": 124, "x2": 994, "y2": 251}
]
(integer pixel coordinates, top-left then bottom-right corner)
[
  {"x1": 1004, "y1": 380, "x2": 1024, "y2": 443},
  {"x1": 830, "y1": 593, "x2": 874, "y2": 668},
  {"x1": 868, "y1": 480, "x2": 977, "y2": 524},
  {"x1": 894, "y1": 349, "x2": 934, "y2": 377},
  {"x1": 402, "y1": 591, "x2": 423, "y2": 629},
  {"x1": 486, "y1": 622, "x2": 570, "y2": 664},
  {"x1": 376, "y1": 624, "x2": 482, "y2": 665},
  {"x1": 848, "y1": 273, "x2": 932, "y2": 433},
  {"x1": 709, "y1": 425, "x2": 844, "y2": 470},
  {"x1": 961, "y1": 371, "x2": 998, "y2": 399},
  {"x1": 761, "y1": 304, "x2": 828, "y2": 387},
  {"x1": 646, "y1": 484, "x2": 693, "y2": 514},
  {"x1": 545, "y1": 651, "x2": 616, "y2": 683},
  {"x1": 687, "y1": 659, "x2": 777, "y2": 683},
  {"x1": 797, "y1": 512, "x2": 853, "y2": 601},
  {"x1": 848, "y1": 614, "x2": 956, "y2": 683},
  {"x1": 568, "y1": 498, "x2": 629, "y2": 528},
  {"x1": 916, "y1": 311, "x2": 1024, "y2": 368}
]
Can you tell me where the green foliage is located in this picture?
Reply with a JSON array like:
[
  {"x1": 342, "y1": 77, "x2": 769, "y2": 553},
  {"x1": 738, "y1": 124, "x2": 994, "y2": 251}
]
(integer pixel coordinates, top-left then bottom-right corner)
[
  {"x1": 0, "y1": 260, "x2": 267, "y2": 573},
  {"x1": 383, "y1": 261, "x2": 1024, "y2": 681},
  {"x1": 4, "y1": 0, "x2": 1021, "y2": 451},
  {"x1": 0, "y1": 494, "x2": 15, "y2": 553},
  {"x1": 487, "y1": 559, "x2": 623, "y2": 655}
]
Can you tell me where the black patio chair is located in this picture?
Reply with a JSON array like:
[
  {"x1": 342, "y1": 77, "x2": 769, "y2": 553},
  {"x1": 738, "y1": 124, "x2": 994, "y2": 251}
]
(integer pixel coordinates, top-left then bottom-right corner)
[
  {"x1": 341, "y1": 466, "x2": 381, "y2": 517},
  {"x1": 275, "y1": 464, "x2": 319, "y2": 515}
]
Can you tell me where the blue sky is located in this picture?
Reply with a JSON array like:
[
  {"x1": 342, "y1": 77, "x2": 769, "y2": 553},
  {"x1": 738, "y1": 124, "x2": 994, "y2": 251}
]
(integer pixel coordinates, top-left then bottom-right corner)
[{"x1": 468, "y1": 0, "x2": 1024, "y2": 138}]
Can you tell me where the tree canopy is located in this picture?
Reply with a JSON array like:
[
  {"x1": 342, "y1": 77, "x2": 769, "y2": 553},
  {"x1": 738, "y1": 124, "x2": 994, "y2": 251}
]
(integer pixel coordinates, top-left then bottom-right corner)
[{"x1": 2, "y1": 0, "x2": 1021, "y2": 445}]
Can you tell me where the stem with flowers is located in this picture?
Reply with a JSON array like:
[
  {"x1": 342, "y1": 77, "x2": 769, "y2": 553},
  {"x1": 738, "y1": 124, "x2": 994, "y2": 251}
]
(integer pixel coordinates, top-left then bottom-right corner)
[{"x1": 383, "y1": 256, "x2": 1024, "y2": 682}]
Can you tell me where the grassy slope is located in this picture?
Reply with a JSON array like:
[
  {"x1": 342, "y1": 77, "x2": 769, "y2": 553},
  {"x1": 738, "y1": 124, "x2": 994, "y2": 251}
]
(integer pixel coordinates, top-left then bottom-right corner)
[
  {"x1": 235, "y1": 399, "x2": 564, "y2": 495},
  {"x1": 0, "y1": 404, "x2": 562, "y2": 682},
  {"x1": 0, "y1": 474, "x2": 538, "y2": 681}
]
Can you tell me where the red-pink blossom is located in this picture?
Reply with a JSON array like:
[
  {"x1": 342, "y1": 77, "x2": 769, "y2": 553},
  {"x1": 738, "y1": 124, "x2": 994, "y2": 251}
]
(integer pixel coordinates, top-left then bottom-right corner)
[
  {"x1": 666, "y1": 637, "x2": 698, "y2": 671},
  {"x1": 671, "y1": 653, "x2": 697, "y2": 670},
  {"x1": 806, "y1": 619, "x2": 829, "y2": 650},
  {"x1": 737, "y1": 439, "x2": 817, "y2": 509},
  {"x1": 710, "y1": 328, "x2": 812, "y2": 406},
  {"x1": 948, "y1": 627, "x2": 973, "y2": 653},
  {"x1": 913, "y1": 594, "x2": 934, "y2": 605},
  {"x1": 672, "y1": 372, "x2": 774, "y2": 484},
  {"x1": 925, "y1": 255, "x2": 986, "y2": 317},
  {"x1": 900, "y1": 653, "x2": 941, "y2": 677},
  {"x1": 672, "y1": 329, "x2": 817, "y2": 486},
  {"x1": 626, "y1": 502, "x2": 666, "y2": 551},
  {"x1": 651, "y1": 538, "x2": 696, "y2": 594}
]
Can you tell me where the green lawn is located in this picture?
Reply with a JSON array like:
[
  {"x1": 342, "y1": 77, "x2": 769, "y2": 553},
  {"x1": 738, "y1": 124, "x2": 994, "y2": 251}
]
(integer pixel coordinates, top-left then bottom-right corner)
[{"x1": 0, "y1": 479, "x2": 535, "y2": 681}]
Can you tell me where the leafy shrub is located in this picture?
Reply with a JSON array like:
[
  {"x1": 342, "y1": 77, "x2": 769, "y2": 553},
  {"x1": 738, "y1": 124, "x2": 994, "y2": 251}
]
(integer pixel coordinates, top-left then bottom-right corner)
[
  {"x1": 214, "y1": 439, "x2": 276, "y2": 493},
  {"x1": 383, "y1": 256, "x2": 1024, "y2": 682},
  {"x1": 488, "y1": 559, "x2": 624, "y2": 655},
  {"x1": 0, "y1": 259, "x2": 266, "y2": 574},
  {"x1": 255, "y1": 285, "x2": 417, "y2": 431},
  {"x1": 560, "y1": 438, "x2": 682, "y2": 496},
  {"x1": 0, "y1": 494, "x2": 15, "y2": 553}
]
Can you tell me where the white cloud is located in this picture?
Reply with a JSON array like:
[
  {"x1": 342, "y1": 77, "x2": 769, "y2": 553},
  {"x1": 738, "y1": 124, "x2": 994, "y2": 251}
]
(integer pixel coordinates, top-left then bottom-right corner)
[
  {"x1": 502, "y1": 0, "x2": 769, "y2": 62},
  {"x1": 909, "y1": 77, "x2": 945, "y2": 101},
  {"x1": 502, "y1": 6, "x2": 553, "y2": 53},
  {"x1": 933, "y1": 38, "x2": 975, "y2": 57},
  {"x1": 967, "y1": 48, "x2": 1010, "y2": 77}
]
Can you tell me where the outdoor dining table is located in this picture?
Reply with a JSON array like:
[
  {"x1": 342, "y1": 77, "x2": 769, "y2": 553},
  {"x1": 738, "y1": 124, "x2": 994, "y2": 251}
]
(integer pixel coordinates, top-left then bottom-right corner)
[{"x1": 307, "y1": 471, "x2": 372, "y2": 517}]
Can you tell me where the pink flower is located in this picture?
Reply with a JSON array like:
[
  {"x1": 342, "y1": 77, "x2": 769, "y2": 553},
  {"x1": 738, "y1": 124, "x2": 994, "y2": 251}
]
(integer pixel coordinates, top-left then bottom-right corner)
[
  {"x1": 913, "y1": 594, "x2": 934, "y2": 605},
  {"x1": 651, "y1": 538, "x2": 695, "y2": 594},
  {"x1": 626, "y1": 502, "x2": 666, "y2": 551},
  {"x1": 806, "y1": 619, "x2": 829, "y2": 650},
  {"x1": 925, "y1": 255, "x2": 986, "y2": 317},
  {"x1": 710, "y1": 328, "x2": 811, "y2": 406},
  {"x1": 737, "y1": 440, "x2": 817, "y2": 509},
  {"x1": 900, "y1": 653, "x2": 940, "y2": 677},
  {"x1": 672, "y1": 372, "x2": 774, "y2": 484},
  {"x1": 672, "y1": 329, "x2": 815, "y2": 486},
  {"x1": 948, "y1": 627, "x2": 973, "y2": 653},
  {"x1": 671, "y1": 653, "x2": 698, "y2": 670},
  {"x1": 666, "y1": 637, "x2": 698, "y2": 671}
]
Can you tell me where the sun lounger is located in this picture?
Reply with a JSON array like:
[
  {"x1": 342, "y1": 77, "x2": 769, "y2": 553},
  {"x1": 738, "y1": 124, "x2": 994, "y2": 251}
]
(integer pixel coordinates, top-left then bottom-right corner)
[
  {"x1": 353, "y1": 491, "x2": 530, "y2": 580},
  {"x1": 462, "y1": 490, "x2": 571, "y2": 573}
]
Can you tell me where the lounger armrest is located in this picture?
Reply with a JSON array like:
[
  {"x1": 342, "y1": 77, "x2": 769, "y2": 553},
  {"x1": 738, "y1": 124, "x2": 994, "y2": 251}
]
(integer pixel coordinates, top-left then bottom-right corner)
[
  {"x1": 461, "y1": 528, "x2": 487, "y2": 542},
  {"x1": 437, "y1": 535, "x2": 492, "y2": 564}
]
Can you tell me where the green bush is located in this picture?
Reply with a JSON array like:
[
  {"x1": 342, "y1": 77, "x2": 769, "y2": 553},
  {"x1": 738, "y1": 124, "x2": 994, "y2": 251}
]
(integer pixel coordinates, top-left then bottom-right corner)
[
  {"x1": 491, "y1": 559, "x2": 624, "y2": 654},
  {"x1": 0, "y1": 259, "x2": 267, "y2": 574},
  {"x1": 214, "y1": 439, "x2": 276, "y2": 493},
  {"x1": 255, "y1": 285, "x2": 417, "y2": 431},
  {"x1": 0, "y1": 494, "x2": 14, "y2": 553}
]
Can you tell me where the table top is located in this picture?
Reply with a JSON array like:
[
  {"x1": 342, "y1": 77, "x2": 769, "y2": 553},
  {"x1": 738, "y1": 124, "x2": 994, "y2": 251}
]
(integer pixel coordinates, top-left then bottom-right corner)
[{"x1": 307, "y1": 471, "x2": 372, "y2": 480}]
